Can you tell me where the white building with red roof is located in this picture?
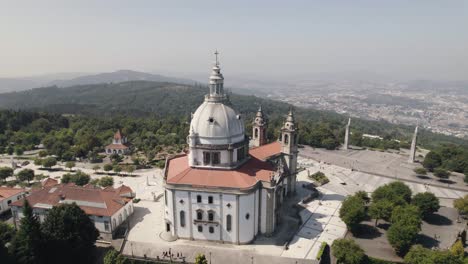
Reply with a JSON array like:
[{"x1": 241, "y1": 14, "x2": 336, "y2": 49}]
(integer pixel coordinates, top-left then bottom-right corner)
[
  {"x1": 11, "y1": 181, "x2": 135, "y2": 240},
  {"x1": 0, "y1": 187, "x2": 27, "y2": 214},
  {"x1": 163, "y1": 52, "x2": 298, "y2": 244},
  {"x1": 105, "y1": 129, "x2": 130, "y2": 155}
]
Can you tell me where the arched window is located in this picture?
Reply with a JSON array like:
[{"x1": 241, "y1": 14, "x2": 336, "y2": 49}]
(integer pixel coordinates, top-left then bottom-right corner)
[
  {"x1": 198, "y1": 225, "x2": 203, "y2": 232},
  {"x1": 209, "y1": 226, "x2": 214, "y2": 233},
  {"x1": 208, "y1": 211, "x2": 214, "y2": 221},
  {"x1": 197, "y1": 211, "x2": 203, "y2": 220},
  {"x1": 226, "y1": 214, "x2": 232, "y2": 232},
  {"x1": 118, "y1": 214, "x2": 122, "y2": 224},
  {"x1": 180, "y1": 211, "x2": 186, "y2": 227},
  {"x1": 254, "y1": 128, "x2": 259, "y2": 138},
  {"x1": 284, "y1": 134, "x2": 289, "y2": 144}
]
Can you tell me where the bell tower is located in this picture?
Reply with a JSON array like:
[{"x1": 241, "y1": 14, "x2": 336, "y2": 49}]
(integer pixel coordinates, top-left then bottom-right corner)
[
  {"x1": 252, "y1": 106, "x2": 267, "y2": 147},
  {"x1": 280, "y1": 108, "x2": 298, "y2": 195}
]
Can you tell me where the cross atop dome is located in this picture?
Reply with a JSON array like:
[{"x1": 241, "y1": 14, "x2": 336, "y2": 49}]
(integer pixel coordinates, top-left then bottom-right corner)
[{"x1": 214, "y1": 50, "x2": 219, "y2": 66}]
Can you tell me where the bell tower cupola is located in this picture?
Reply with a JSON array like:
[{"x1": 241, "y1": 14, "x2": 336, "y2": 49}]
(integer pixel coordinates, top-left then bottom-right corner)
[
  {"x1": 252, "y1": 106, "x2": 267, "y2": 147},
  {"x1": 280, "y1": 108, "x2": 299, "y2": 195}
]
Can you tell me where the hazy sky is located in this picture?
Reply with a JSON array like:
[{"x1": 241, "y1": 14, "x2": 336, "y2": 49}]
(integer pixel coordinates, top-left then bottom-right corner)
[{"x1": 1, "y1": 0, "x2": 467, "y2": 80}]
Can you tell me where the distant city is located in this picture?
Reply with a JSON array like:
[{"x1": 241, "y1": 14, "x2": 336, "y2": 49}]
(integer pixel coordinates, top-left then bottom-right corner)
[{"x1": 248, "y1": 79, "x2": 468, "y2": 139}]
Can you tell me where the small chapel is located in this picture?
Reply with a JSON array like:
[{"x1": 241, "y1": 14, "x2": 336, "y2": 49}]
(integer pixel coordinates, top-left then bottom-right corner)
[
  {"x1": 105, "y1": 129, "x2": 130, "y2": 155},
  {"x1": 163, "y1": 53, "x2": 299, "y2": 244}
]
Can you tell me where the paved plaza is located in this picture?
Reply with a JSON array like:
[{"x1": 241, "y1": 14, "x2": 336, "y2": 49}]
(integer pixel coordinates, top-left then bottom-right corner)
[{"x1": 3, "y1": 146, "x2": 467, "y2": 263}]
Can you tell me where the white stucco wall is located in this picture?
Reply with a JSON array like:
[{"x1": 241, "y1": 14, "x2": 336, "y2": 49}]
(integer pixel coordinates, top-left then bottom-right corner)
[
  {"x1": 238, "y1": 192, "x2": 255, "y2": 243},
  {"x1": 260, "y1": 189, "x2": 267, "y2": 234},
  {"x1": 221, "y1": 194, "x2": 237, "y2": 243},
  {"x1": 0, "y1": 192, "x2": 26, "y2": 214}
]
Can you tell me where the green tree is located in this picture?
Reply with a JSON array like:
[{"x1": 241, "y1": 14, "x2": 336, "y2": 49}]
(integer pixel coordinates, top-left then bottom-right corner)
[
  {"x1": 103, "y1": 249, "x2": 127, "y2": 264},
  {"x1": 110, "y1": 153, "x2": 123, "y2": 164},
  {"x1": 339, "y1": 195, "x2": 366, "y2": 232},
  {"x1": 15, "y1": 146, "x2": 24, "y2": 156},
  {"x1": 42, "y1": 157, "x2": 57, "y2": 169},
  {"x1": 0, "y1": 167, "x2": 14, "y2": 182},
  {"x1": 11, "y1": 200, "x2": 43, "y2": 264},
  {"x1": 38, "y1": 150, "x2": 48, "y2": 157},
  {"x1": 7, "y1": 146, "x2": 14, "y2": 155},
  {"x1": 372, "y1": 181, "x2": 412, "y2": 206},
  {"x1": 65, "y1": 161, "x2": 75, "y2": 171},
  {"x1": 331, "y1": 238, "x2": 366, "y2": 264},
  {"x1": 369, "y1": 199, "x2": 393, "y2": 226},
  {"x1": 17, "y1": 169, "x2": 35, "y2": 184},
  {"x1": 412, "y1": 192, "x2": 440, "y2": 218},
  {"x1": 103, "y1": 164, "x2": 113, "y2": 173},
  {"x1": 61, "y1": 170, "x2": 90, "y2": 186},
  {"x1": 454, "y1": 195, "x2": 468, "y2": 215},
  {"x1": 99, "y1": 176, "x2": 114, "y2": 187},
  {"x1": 0, "y1": 222, "x2": 15, "y2": 245},
  {"x1": 434, "y1": 168, "x2": 450, "y2": 179},
  {"x1": 391, "y1": 205, "x2": 422, "y2": 228},
  {"x1": 387, "y1": 221, "x2": 420, "y2": 255},
  {"x1": 195, "y1": 253, "x2": 208, "y2": 264},
  {"x1": 355, "y1": 190, "x2": 370, "y2": 203},
  {"x1": 41, "y1": 203, "x2": 99, "y2": 264},
  {"x1": 423, "y1": 151, "x2": 442, "y2": 172},
  {"x1": 404, "y1": 245, "x2": 433, "y2": 264}
]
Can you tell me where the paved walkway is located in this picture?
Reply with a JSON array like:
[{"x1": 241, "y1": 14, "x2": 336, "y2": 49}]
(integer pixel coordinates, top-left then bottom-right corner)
[{"x1": 300, "y1": 147, "x2": 468, "y2": 193}]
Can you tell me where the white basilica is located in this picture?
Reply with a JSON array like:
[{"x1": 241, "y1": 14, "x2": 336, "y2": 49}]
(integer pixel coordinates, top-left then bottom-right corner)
[{"x1": 163, "y1": 53, "x2": 299, "y2": 244}]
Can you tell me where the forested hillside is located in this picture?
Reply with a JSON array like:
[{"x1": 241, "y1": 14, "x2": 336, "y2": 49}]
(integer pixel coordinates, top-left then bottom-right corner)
[{"x1": 0, "y1": 80, "x2": 466, "y2": 155}]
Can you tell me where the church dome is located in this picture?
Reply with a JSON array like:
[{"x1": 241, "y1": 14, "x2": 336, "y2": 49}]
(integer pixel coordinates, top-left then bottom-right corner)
[{"x1": 190, "y1": 101, "x2": 245, "y2": 145}]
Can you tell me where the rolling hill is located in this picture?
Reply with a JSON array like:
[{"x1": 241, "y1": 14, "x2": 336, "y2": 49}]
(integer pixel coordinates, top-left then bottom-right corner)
[{"x1": 0, "y1": 80, "x2": 466, "y2": 148}]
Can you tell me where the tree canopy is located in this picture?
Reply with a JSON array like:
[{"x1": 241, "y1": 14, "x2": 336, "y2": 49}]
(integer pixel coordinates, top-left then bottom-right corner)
[
  {"x1": 41, "y1": 203, "x2": 99, "y2": 264},
  {"x1": 331, "y1": 238, "x2": 366, "y2": 264},
  {"x1": 411, "y1": 192, "x2": 440, "y2": 218}
]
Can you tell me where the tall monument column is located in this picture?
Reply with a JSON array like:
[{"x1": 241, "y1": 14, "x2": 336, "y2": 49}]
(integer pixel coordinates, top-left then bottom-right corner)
[
  {"x1": 408, "y1": 125, "x2": 418, "y2": 163},
  {"x1": 344, "y1": 118, "x2": 351, "y2": 150}
]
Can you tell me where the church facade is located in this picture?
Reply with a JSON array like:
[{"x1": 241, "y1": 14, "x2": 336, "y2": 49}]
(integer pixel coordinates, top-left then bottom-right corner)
[{"x1": 163, "y1": 54, "x2": 298, "y2": 244}]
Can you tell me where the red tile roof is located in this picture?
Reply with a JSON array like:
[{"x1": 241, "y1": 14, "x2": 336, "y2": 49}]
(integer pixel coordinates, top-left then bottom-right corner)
[
  {"x1": 166, "y1": 142, "x2": 283, "y2": 189},
  {"x1": 41, "y1": 178, "x2": 59, "y2": 187},
  {"x1": 105, "y1": 143, "x2": 129, "y2": 150},
  {"x1": 0, "y1": 187, "x2": 24, "y2": 201},
  {"x1": 249, "y1": 141, "x2": 282, "y2": 160},
  {"x1": 11, "y1": 184, "x2": 133, "y2": 217},
  {"x1": 166, "y1": 155, "x2": 276, "y2": 189}
]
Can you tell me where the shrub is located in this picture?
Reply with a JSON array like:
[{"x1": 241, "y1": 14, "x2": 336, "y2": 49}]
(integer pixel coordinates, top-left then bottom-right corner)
[
  {"x1": 99, "y1": 176, "x2": 114, "y2": 187},
  {"x1": 316, "y1": 242, "x2": 327, "y2": 260},
  {"x1": 434, "y1": 168, "x2": 450, "y2": 179},
  {"x1": 413, "y1": 167, "x2": 427, "y2": 175},
  {"x1": 331, "y1": 239, "x2": 365, "y2": 264},
  {"x1": 309, "y1": 171, "x2": 329, "y2": 185}
]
